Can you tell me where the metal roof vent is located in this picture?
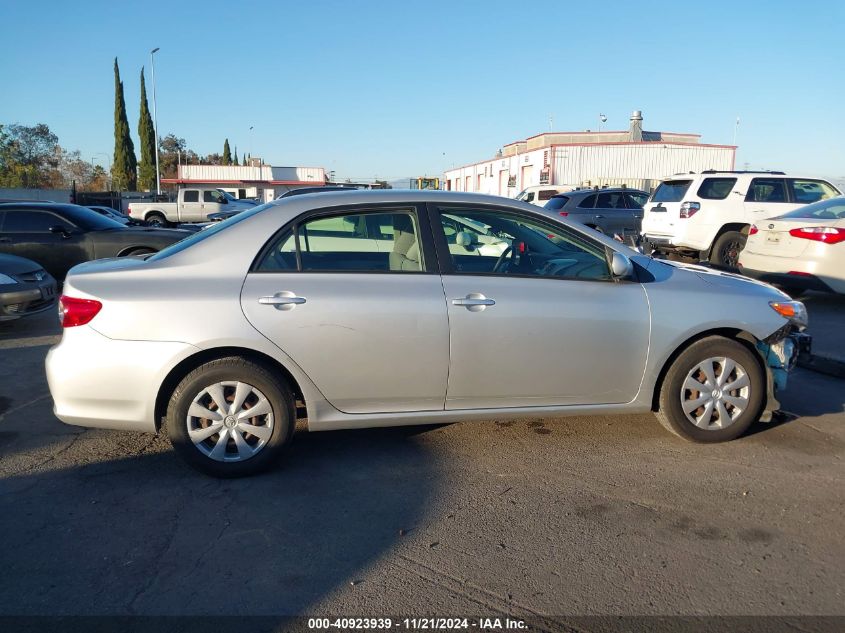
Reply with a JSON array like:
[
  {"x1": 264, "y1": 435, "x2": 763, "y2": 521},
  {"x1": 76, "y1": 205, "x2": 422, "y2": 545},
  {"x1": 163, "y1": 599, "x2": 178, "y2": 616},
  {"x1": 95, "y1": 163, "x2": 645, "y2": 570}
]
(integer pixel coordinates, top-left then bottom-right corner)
[{"x1": 629, "y1": 110, "x2": 643, "y2": 142}]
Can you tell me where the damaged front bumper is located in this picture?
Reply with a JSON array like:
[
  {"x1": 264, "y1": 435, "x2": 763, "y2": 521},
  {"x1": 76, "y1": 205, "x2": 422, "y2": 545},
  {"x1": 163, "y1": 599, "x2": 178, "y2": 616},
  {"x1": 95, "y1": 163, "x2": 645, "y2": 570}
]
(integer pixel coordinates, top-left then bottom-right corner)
[{"x1": 755, "y1": 328, "x2": 810, "y2": 422}]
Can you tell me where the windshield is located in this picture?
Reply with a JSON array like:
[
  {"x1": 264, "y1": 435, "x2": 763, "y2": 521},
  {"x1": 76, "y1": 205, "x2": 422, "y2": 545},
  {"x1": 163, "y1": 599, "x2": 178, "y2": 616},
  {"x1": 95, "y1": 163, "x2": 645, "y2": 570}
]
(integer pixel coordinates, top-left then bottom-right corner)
[
  {"x1": 780, "y1": 196, "x2": 845, "y2": 220},
  {"x1": 652, "y1": 180, "x2": 692, "y2": 203},
  {"x1": 148, "y1": 202, "x2": 272, "y2": 261},
  {"x1": 61, "y1": 205, "x2": 127, "y2": 230}
]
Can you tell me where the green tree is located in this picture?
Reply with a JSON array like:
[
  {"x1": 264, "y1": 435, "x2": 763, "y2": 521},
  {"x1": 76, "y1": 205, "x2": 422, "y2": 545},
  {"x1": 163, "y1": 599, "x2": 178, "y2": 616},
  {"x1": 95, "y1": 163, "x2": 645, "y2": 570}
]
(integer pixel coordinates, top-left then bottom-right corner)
[
  {"x1": 112, "y1": 58, "x2": 137, "y2": 191},
  {"x1": 222, "y1": 138, "x2": 231, "y2": 166},
  {"x1": 233, "y1": 147, "x2": 238, "y2": 166},
  {"x1": 0, "y1": 122, "x2": 60, "y2": 188},
  {"x1": 137, "y1": 67, "x2": 157, "y2": 191}
]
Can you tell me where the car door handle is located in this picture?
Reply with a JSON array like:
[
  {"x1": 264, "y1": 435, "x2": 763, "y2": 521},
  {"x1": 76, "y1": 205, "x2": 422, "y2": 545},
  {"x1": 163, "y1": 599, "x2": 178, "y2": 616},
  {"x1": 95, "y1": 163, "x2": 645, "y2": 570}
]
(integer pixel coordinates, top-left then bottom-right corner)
[
  {"x1": 258, "y1": 292, "x2": 306, "y2": 311},
  {"x1": 452, "y1": 293, "x2": 495, "y2": 312},
  {"x1": 595, "y1": 214, "x2": 605, "y2": 218}
]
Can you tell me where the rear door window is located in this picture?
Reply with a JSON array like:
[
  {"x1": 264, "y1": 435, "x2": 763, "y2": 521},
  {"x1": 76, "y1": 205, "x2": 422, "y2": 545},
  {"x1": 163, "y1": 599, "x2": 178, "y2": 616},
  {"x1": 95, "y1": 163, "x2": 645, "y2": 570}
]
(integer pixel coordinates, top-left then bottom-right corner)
[
  {"x1": 595, "y1": 192, "x2": 625, "y2": 209},
  {"x1": 745, "y1": 178, "x2": 787, "y2": 202},
  {"x1": 577, "y1": 194, "x2": 597, "y2": 209},
  {"x1": 652, "y1": 180, "x2": 692, "y2": 202},
  {"x1": 697, "y1": 178, "x2": 737, "y2": 200},
  {"x1": 789, "y1": 179, "x2": 839, "y2": 204},
  {"x1": 544, "y1": 196, "x2": 569, "y2": 211},
  {"x1": 2, "y1": 209, "x2": 74, "y2": 232},
  {"x1": 624, "y1": 192, "x2": 648, "y2": 208}
]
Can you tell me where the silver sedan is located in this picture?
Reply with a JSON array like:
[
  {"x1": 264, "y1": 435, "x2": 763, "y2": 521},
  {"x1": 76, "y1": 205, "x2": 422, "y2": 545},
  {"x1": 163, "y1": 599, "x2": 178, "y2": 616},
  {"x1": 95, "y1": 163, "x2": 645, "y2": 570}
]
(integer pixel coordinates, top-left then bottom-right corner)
[{"x1": 46, "y1": 191, "x2": 807, "y2": 477}]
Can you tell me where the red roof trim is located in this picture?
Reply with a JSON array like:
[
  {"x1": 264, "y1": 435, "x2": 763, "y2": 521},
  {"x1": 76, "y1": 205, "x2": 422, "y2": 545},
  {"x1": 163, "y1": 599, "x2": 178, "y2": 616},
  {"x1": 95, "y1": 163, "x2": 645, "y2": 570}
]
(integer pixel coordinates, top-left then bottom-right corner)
[{"x1": 445, "y1": 142, "x2": 737, "y2": 174}]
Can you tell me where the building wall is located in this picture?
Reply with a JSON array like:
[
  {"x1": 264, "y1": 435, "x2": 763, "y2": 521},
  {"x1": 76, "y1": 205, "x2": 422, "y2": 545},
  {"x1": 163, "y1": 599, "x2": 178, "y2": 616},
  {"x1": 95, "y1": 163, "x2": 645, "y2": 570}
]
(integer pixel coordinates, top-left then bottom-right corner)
[{"x1": 444, "y1": 143, "x2": 735, "y2": 197}]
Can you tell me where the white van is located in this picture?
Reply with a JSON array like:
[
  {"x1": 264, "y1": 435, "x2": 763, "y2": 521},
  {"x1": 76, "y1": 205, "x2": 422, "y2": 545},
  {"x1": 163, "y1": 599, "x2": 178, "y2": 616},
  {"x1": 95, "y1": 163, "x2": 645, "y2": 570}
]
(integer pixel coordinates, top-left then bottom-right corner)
[
  {"x1": 515, "y1": 185, "x2": 576, "y2": 206},
  {"x1": 641, "y1": 171, "x2": 841, "y2": 266}
]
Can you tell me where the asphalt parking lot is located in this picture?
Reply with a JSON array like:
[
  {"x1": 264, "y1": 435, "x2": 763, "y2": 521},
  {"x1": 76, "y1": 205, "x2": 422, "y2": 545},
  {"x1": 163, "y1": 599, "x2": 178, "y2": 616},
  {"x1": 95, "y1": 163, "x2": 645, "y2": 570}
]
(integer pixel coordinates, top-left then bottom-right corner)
[{"x1": 0, "y1": 312, "x2": 843, "y2": 619}]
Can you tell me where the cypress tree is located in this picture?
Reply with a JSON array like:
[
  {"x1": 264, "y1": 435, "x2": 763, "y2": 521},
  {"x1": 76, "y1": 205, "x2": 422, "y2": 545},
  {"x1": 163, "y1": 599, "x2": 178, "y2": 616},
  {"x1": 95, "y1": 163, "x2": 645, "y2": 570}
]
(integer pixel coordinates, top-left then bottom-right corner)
[
  {"x1": 233, "y1": 147, "x2": 238, "y2": 166},
  {"x1": 222, "y1": 139, "x2": 231, "y2": 166},
  {"x1": 137, "y1": 67, "x2": 156, "y2": 191},
  {"x1": 112, "y1": 58, "x2": 137, "y2": 191}
]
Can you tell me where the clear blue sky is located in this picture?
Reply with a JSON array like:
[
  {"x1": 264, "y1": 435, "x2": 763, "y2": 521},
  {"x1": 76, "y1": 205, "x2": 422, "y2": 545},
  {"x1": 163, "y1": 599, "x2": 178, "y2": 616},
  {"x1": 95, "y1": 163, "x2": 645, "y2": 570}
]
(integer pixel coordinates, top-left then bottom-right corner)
[{"x1": 1, "y1": 0, "x2": 843, "y2": 182}]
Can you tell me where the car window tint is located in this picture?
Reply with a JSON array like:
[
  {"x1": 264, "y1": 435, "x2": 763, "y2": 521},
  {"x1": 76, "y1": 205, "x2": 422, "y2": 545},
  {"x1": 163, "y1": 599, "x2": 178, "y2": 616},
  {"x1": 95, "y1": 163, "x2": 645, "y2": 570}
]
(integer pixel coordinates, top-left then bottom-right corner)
[
  {"x1": 203, "y1": 190, "x2": 223, "y2": 203},
  {"x1": 746, "y1": 178, "x2": 787, "y2": 203},
  {"x1": 790, "y1": 179, "x2": 838, "y2": 204},
  {"x1": 256, "y1": 209, "x2": 423, "y2": 273},
  {"x1": 544, "y1": 196, "x2": 569, "y2": 211},
  {"x1": 595, "y1": 192, "x2": 625, "y2": 209},
  {"x1": 183, "y1": 190, "x2": 199, "y2": 203},
  {"x1": 577, "y1": 194, "x2": 597, "y2": 209},
  {"x1": 2, "y1": 210, "x2": 74, "y2": 232},
  {"x1": 624, "y1": 192, "x2": 648, "y2": 208},
  {"x1": 436, "y1": 207, "x2": 610, "y2": 281},
  {"x1": 652, "y1": 180, "x2": 692, "y2": 202},
  {"x1": 697, "y1": 178, "x2": 736, "y2": 200}
]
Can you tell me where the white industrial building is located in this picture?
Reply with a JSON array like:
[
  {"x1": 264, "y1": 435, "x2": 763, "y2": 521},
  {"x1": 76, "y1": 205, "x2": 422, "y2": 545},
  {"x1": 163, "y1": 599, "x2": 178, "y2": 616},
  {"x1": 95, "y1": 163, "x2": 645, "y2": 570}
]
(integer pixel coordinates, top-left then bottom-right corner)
[
  {"x1": 443, "y1": 111, "x2": 736, "y2": 196},
  {"x1": 162, "y1": 163, "x2": 327, "y2": 202}
]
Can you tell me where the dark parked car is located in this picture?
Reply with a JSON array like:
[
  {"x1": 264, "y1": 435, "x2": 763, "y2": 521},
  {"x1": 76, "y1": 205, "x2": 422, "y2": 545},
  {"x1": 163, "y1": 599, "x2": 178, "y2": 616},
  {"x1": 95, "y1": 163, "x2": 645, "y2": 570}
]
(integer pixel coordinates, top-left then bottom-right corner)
[
  {"x1": 543, "y1": 188, "x2": 649, "y2": 239},
  {"x1": 0, "y1": 203, "x2": 189, "y2": 280},
  {"x1": 0, "y1": 253, "x2": 58, "y2": 321}
]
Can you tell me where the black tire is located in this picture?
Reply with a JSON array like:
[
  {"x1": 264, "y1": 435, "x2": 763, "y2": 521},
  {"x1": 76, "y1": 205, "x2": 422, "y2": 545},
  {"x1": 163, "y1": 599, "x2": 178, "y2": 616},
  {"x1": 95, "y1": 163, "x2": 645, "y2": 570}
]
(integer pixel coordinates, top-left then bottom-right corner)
[
  {"x1": 655, "y1": 336, "x2": 764, "y2": 443},
  {"x1": 145, "y1": 213, "x2": 168, "y2": 228},
  {"x1": 711, "y1": 230, "x2": 746, "y2": 267},
  {"x1": 165, "y1": 357, "x2": 295, "y2": 477}
]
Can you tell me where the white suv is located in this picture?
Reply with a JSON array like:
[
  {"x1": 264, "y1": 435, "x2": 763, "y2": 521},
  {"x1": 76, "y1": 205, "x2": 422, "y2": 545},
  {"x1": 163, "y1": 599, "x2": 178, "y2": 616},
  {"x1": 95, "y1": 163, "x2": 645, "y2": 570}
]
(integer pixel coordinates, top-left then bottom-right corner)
[{"x1": 640, "y1": 171, "x2": 841, "y2": 266}]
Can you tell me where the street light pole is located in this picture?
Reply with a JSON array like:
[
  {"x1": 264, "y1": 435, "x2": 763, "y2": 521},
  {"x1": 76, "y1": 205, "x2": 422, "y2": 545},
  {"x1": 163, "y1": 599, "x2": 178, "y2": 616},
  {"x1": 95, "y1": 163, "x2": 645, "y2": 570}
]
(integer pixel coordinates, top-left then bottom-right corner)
[{"x1": 150, "y1": 47, "x2": 161, "y2": 197}]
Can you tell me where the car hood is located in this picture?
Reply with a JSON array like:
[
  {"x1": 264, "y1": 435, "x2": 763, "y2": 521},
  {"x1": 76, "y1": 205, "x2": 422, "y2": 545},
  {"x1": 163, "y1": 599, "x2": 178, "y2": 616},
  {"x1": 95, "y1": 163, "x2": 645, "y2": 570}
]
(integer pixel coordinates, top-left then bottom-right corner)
[
  {"x1": 647, "y1": 258, "x2": 789, "y2": 298},
  {"x1": 0, "y1": 253, "x2": 44, "y2": 275}
]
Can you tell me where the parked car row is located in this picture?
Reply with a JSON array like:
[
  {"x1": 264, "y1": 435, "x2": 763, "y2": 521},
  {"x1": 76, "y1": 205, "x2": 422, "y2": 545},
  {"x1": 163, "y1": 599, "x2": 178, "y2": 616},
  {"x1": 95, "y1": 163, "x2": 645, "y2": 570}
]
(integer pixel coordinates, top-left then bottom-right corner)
[
  {"x1": 127, "y1": 187, "x2": 257, "y2": 227},
  {"x1": 638, "y1": 170, "x2": 843, "y2": 295}
]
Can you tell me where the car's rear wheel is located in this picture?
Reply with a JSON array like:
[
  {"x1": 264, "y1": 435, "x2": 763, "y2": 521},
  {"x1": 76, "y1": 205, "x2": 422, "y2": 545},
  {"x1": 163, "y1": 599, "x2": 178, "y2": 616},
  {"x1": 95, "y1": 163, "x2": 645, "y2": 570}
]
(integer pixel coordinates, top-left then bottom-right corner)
[
  {"x1": 145, "y1": 212, "x2": 168, "y2": 228},
  {"x1": 655, "y1": 336, "x2": 764, "y2": 442},
  {"x1": 711, "y1": 231, "x2": 746, "y2": 267},
  {"x1": 165, "y1": 357, "x2": 295, "y2": 477}
]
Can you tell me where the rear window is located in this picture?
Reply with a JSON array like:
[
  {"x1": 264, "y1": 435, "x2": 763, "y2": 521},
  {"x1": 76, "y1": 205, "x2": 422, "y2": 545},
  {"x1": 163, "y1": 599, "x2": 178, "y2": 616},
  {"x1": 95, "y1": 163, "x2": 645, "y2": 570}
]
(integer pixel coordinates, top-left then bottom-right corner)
[
  {"x1": 652, "y1": 180, "x2": 692, "y2": 202},
  {"x1": 577, "y1": 194, "x2": 597, "y2": 209},
  {"x1": 780, "y1": 197, "x2": 845, "y2": 220},
  {"x1": 544, "y1": 196, "x2": 569, "y2": 211},
  {"x1": 697, "y1": 178, "x2": 736, "y2": 200}
]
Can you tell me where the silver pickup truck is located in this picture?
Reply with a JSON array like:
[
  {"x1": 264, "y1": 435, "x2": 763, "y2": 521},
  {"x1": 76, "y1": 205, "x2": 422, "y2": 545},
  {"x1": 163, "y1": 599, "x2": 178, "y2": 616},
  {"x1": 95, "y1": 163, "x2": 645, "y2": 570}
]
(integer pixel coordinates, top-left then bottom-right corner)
[{"x1": 127, "y1": 188, "x2": 257, "y2": 227}]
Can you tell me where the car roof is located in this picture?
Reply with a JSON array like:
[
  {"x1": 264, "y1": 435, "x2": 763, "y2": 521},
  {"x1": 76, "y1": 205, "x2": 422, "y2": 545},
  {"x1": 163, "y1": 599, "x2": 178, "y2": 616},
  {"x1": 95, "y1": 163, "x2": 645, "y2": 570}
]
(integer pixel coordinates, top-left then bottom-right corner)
[
  {"x1": 552, "y1": 187, "x2": 647, "y2": 197},
  {"x1": 268, "y1": 189, "x2": 538, "y2": 208},
  {"x1": 0, "y1": 202, "x2": 88, "y2": 212}
]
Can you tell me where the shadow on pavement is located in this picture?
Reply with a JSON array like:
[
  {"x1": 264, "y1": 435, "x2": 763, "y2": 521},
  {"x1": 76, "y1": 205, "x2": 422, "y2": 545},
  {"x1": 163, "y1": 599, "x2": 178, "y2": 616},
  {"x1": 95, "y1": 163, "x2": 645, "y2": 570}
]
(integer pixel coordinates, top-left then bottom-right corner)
[{"x1": 0, "y1": 424, "x2": 444, "y2": 615}]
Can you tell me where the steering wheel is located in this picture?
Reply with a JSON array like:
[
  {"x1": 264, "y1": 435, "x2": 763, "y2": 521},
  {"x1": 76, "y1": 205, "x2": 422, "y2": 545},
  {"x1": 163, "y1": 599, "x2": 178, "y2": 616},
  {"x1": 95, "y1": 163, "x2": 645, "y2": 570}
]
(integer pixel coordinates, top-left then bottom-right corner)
[{"x1": 492, "y1": 246, "x2": 513, "y2": 273}]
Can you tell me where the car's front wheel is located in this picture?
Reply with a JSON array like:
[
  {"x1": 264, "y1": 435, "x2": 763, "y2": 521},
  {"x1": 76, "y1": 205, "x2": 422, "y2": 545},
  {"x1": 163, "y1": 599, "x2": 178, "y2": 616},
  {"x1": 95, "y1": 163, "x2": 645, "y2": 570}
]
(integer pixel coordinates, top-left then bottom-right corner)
[
  {"x1": 655, "y1": 336, "x2": 764, "y2": 442},
  {"x1": 165, "y1": 357, "x2": 295, "y2": 477}
]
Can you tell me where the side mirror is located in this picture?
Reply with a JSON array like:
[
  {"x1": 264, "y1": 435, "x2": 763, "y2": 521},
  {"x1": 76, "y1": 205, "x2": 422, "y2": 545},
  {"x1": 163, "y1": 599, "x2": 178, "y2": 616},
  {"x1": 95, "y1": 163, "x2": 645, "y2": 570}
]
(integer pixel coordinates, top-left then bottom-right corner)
[{"x1": 610, "y1": 252, "x2": 634, "y2": 279}]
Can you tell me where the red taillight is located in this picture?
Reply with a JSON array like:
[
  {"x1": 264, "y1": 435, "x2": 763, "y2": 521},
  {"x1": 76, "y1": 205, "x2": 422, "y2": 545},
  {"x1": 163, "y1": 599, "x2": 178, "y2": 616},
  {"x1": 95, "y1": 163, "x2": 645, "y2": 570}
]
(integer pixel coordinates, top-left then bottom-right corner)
[
  {"x1": 680, "y1": 201, "x2": 700, "y2": 218},
  {"x1": 788, "y1": 271, "x2": 813, "y2": 277},
  {"x1": 788, "y1": 226, "x2": 845, "y2": 244},
  {"x1": 59, "y1": 295, "x2": 102, "y2": 327},
  {"x1": 749, "y1": 225, "x2": 759, "y2": 235},
  {"x1": 558, "y1": 211, "x2": 569, "y2": 217}
]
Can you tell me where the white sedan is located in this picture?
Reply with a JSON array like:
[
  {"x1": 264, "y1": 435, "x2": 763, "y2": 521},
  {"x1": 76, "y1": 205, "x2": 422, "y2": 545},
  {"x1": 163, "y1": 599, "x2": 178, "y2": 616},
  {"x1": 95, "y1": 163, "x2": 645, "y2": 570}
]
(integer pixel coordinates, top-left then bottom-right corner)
[{"x1": 740, "y1": 196, "x2": 845, "y2": 295}]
